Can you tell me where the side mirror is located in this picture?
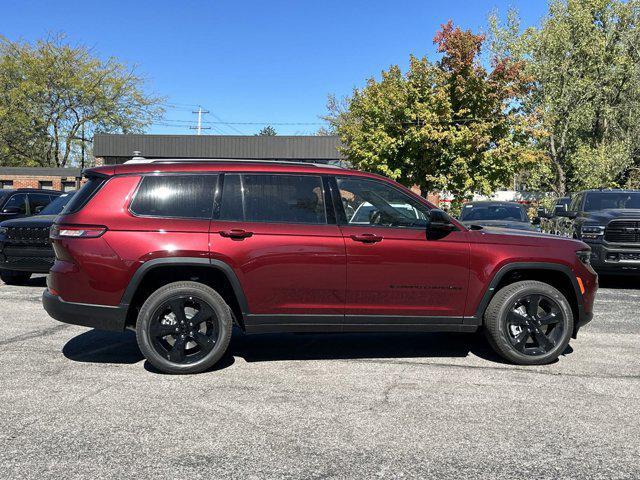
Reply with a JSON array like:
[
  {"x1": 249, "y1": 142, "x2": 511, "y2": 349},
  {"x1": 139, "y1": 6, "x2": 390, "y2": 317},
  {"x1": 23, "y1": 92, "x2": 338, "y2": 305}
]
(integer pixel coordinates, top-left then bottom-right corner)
[
  {"x1": 531, "y1": 216, "x2": 541, "y2": 225},
  {"x1": 427, "y1": 209, "x2": 456, "y2": 233},
  {"x1": 34, "y1": 205, "x2": 45, "y2": 214},
  {"x1": 1, "y1": 206, "x2": 21, "y2": 215}
]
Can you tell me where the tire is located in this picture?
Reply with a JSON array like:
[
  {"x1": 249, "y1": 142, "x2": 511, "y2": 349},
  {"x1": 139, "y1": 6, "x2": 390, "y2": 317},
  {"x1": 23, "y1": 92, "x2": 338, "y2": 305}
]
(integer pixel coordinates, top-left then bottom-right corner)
[
  {"x1": 0, "y1": 270, "x2": 32, "y2": 285},
  {"x1": 136, "y1": 281, "x2": 233, "y2": 374},
  {"x1": 484, "y1": 280, "x2": 574, "y2": 365}
]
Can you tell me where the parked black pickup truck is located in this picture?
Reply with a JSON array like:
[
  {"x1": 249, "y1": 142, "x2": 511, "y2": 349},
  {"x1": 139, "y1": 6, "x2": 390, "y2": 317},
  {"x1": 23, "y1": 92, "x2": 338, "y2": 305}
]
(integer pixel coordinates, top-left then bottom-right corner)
[
  {"x1": 548, "y1": 189, "x2": 640, "y2": 275},
  {"x1": 0, "y1": 192, "x2": 74, "y2": 285}
]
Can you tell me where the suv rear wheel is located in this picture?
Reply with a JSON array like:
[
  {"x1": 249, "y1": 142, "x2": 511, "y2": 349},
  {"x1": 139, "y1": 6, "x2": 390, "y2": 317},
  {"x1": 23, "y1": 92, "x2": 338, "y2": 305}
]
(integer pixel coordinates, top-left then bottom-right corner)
[
  {"x1": 0, "y1": 270, "x2": 32, "y2": 285},
  {"x1": 136, "y1": 281, "x2": 233, "y2": 374},
  {"x1": 484, "y1": 280, "x2": 574, "y2": 365}
]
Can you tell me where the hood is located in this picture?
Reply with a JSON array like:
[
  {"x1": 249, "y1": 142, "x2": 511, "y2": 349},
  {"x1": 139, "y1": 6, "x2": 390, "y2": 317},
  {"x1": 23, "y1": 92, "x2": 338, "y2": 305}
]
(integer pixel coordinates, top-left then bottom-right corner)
[
  {"x1": 0, "y1": 215, "x2": 58, "y2": 228},
  {"x1": 584, "y1": 209, "x2": 640, "y2": 224},
  {"x1": 469, "y1": 225, "x2": 587, "y2": 251},
  {"x1": 463, "y1": 220, "x2": 535, "y2": 231}
]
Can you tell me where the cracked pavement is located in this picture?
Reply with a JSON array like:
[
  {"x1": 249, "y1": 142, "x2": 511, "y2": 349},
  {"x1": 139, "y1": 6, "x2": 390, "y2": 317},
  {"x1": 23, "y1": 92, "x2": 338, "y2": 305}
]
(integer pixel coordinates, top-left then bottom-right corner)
[{"x1": 0, "y1": 275, "x2": 639, "y2": 479}]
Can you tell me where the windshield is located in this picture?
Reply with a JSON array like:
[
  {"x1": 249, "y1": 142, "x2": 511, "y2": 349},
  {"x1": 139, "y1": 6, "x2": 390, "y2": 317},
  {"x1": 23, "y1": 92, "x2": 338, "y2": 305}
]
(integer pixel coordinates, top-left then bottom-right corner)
[
  {"x1": 584, "y1": 192, "x2": 640, "y2": 211},
  {"x1": 38, "y1": 192, "x2": 75, "y2": 215},
  {"x1": 460, "y1": 204, "x2": 528, "y2": 222}
]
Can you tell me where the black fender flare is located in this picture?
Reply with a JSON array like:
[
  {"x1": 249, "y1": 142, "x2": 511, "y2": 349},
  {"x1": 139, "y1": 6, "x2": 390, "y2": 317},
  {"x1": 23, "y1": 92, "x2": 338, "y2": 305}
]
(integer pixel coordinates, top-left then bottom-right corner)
[
  {"x1": 471, "y1": 262, "x2": 584, "y2": 324},
  {"x1": 119, "y1": 257, "x2": 250, "y2": 315}
]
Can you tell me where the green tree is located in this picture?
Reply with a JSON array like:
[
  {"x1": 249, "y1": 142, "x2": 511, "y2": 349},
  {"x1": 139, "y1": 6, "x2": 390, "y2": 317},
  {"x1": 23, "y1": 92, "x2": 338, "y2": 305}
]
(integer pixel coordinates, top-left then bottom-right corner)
[
  {"x1": 256, "y1": 125, "x2": 277, "y2": 136},
  {"x1": 490, "y1": 0, "x2": 640, "y2": 194},
  {"x1": 325, "y1": 22, "x2": 542, "y2": 207},
  {"x1": 0, "y1": 35, "x2": 164, "y2": 167}
]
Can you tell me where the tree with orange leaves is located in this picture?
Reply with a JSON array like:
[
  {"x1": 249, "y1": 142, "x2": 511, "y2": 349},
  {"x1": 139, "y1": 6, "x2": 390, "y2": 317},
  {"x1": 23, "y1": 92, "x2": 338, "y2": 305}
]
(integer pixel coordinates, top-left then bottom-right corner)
[{"x1": 326, "y1": 21, "x2": 543, "y2": 208}]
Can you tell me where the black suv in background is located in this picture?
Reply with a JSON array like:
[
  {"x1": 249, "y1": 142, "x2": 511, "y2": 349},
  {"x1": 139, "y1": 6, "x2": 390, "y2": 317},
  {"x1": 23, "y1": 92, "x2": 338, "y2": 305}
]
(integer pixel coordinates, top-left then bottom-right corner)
[
  {"x1": 552, "y1": 189, "x2": 640, "y2": 275},
  {"x1": 459, "y1": 201, "x2": 537, "y2": 231},
  {"x1": 0, "y1": 192, "x2": 74, "y2": 285},
  {"x1": 0, "y1": 188, "x2": 62, "y2": 222}
]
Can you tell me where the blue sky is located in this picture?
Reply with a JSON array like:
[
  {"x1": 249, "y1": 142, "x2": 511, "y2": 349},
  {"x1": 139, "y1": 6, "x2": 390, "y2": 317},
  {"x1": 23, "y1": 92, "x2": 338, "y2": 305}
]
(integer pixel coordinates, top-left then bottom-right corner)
[{"x1": 1, "y1": 0, "x2": 546, "y2": 135}]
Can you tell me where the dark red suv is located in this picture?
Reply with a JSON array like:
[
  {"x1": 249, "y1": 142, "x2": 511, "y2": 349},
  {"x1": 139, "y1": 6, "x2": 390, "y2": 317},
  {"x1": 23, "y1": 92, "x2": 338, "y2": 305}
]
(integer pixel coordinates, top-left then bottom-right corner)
[{"x1": 43, "y1": 160, "x2": 598, "y2": 374}]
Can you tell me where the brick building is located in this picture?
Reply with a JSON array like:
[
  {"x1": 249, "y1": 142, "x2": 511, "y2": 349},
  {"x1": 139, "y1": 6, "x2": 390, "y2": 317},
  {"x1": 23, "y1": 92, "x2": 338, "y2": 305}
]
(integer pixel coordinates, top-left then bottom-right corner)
[{"x1": 0, "y1": 167, "x2": 82, "y2": 192}]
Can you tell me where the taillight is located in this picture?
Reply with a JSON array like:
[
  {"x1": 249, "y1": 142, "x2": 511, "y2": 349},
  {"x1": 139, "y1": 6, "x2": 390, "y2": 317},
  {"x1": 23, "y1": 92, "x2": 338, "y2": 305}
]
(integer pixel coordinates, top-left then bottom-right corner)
[{"x1": 50, "y1": 225, "x2": 107, "y2": 239}]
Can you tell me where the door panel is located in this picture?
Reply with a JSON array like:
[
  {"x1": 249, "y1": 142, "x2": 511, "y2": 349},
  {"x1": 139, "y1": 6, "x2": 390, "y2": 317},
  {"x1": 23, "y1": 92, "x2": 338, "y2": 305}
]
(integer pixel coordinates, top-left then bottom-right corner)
[
  {"x1": 210, "y1": 221, "x2": 346, "y2": 315},
  {"x1": 211, "y1": 172, "x2": 346, "y2": 319},
  {"x1": 341, "y1": 226, "x2": 469, "y2": 319},
  {"x1": 333, "y1": 175, "x2": 470, "y2": 321}
]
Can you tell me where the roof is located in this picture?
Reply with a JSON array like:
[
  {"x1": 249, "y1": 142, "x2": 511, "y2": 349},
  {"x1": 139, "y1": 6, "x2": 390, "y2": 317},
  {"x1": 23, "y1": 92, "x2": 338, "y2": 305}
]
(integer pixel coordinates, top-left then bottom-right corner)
[
  {"x1": 577, "y1": 189, "x2": 640, "y2": 193},
  {"x1": 94, "y1": 134, "x2": 345, "y2": 160},
  {"x1": 0, "y1": 188, "x2": 63, "y2": 194},
  {"x1": 464, "y1": 201, "x2": 527, "y2": 207},
  {"x1": 0, "y1": 166, "x2": 82, "y2": 177},
  {"x1": 89, "y1": 160, "x2": 363, "y2": 178}
]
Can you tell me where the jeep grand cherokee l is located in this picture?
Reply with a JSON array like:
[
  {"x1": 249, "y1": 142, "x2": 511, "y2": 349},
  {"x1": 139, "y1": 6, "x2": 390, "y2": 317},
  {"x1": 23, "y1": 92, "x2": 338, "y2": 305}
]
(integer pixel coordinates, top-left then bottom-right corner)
[{"x1": 43, "y1": 160, "x2": 597, "y2": 374}]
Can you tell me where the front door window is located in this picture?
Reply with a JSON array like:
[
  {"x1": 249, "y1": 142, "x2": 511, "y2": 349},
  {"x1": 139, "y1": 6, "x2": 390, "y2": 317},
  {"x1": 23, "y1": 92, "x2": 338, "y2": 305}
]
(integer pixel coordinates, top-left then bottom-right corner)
[{"x1": 337, "y1": 177, "x2": 428, "y2": 228}]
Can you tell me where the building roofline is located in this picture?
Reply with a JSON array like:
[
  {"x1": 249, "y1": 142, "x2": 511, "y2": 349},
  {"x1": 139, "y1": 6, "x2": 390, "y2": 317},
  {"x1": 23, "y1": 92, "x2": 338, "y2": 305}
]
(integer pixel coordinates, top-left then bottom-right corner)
[
  {"x1": 0, "y1": 166, "x2": 82, "y2": 177},
  {"x1": 94, "y1": 133, "x2": 345, "y2": 160}
]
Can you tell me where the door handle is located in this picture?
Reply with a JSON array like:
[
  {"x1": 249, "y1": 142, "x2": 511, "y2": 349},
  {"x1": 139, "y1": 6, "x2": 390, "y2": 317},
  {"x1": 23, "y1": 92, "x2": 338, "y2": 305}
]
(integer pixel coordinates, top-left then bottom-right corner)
[
  {"x1": 219, "y1": 229, "x2": 253, "y2": 239},
  {"x1": 350, "y1": 233, "x2": 383, "y2": 243}
]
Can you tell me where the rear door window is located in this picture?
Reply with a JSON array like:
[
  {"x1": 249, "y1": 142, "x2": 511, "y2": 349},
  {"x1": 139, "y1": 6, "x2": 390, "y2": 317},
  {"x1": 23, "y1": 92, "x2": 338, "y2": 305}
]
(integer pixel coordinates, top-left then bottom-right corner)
[
  {"x1": 219, "y1": 174, "x2": 327, "y2": 224},
  {"x1": 130, "y1": 174, "x2": 218, "y2": 219}
]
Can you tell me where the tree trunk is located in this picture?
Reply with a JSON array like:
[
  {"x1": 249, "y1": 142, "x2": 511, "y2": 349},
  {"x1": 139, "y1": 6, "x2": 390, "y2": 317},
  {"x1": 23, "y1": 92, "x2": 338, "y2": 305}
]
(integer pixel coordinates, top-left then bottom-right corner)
[{"x1": 549, "y1": 134, "x2": 566, "y2": 196}]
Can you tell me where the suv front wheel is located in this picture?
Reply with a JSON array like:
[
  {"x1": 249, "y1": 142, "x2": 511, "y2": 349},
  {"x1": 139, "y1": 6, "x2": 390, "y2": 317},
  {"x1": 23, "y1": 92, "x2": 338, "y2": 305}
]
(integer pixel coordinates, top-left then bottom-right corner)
[
  {"x1": 136, "y1": 281, "x2": 233, "y2": 374},
  {"x1": 484, "y1": 280, "x2": 574, "y2": 365}
]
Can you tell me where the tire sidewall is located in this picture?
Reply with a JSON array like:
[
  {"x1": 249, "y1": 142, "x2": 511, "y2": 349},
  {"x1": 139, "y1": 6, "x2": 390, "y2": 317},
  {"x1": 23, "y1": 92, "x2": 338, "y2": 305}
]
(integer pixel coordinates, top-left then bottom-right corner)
[
  {"x1": 136, "y1": 283, "x2": 232, "y2": 374},
  {"x1": 0, "y1": 270, "x2": 31, "y2": 285}
]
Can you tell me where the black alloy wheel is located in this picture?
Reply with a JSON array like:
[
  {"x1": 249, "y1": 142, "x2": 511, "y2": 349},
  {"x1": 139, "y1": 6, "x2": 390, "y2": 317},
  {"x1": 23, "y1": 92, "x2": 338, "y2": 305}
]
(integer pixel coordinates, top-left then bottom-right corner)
[
  {"x1": 149, "y1": 295, "x2": 219, "y2": 364},
  {"x1": 136, "y1": 281, "x2": 233, "y2": 374},
  {"x1": 484, "y1": 280, "x2": 574, "y2": 365},
  {"x1": 505, "y1": 294, "x2": 564, "y2": 356}
]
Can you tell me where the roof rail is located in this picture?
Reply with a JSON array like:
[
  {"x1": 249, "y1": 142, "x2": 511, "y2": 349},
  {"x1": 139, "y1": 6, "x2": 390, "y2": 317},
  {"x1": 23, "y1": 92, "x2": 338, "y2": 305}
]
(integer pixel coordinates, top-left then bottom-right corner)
[{"x1": 124, "y1": 158, "x2": 346, "y2": 169}]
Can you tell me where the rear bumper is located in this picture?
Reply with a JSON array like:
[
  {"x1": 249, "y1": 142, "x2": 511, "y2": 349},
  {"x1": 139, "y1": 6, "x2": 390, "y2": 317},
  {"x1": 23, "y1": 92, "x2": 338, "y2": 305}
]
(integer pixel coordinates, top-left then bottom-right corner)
[{"x1": 42, "y1": 290, "x2": 127, "y2": 332}]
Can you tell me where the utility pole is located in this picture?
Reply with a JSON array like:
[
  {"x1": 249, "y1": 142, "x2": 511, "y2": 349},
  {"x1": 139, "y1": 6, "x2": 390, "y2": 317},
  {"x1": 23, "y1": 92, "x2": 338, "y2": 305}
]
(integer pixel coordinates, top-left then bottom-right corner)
[
  {"x1": 80, "y1": 123, "x2": 85, "y2": 170},
  {"x1": 190, "y1": 106, "x2": 211, "y2": 135}
]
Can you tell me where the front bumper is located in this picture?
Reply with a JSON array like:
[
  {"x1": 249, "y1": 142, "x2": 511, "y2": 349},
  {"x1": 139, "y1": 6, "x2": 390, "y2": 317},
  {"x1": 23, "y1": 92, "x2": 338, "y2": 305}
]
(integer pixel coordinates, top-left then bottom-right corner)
[
  {"x1": 0, "y1": 246, "x2": 54, "y2": 273},
  {"x1": 42, "y1": 290, "x2": 127, "y2": 332},
  {"x1": 588, "y1": 242, "x2": 640, "y2": 274}
]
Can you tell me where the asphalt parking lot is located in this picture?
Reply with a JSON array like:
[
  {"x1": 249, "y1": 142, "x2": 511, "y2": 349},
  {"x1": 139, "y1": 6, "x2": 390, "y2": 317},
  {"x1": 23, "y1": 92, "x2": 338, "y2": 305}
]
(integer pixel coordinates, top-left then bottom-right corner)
[{"x1": 1, "y1": 276, "x2": 639, "y2": 479}]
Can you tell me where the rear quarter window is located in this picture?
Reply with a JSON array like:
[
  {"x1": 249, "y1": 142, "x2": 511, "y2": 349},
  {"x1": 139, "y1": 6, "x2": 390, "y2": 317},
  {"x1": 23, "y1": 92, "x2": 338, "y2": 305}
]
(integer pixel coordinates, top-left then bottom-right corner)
[{"x1": 130, "y1": 174, "x2": 218, "y2": 219}]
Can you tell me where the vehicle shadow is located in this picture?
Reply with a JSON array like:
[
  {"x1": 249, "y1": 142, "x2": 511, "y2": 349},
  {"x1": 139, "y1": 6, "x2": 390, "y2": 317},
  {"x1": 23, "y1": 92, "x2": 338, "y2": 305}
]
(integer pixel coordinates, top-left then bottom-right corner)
[
  {"x1": 598, "y1": 274, "x2": 640, "y2": 289},
  {"x1": 63, "y1": 327, "x2": 516, "y2": 373},
  {"x1": 63, "y1": 329, "x2": 144, "y2": 364}
]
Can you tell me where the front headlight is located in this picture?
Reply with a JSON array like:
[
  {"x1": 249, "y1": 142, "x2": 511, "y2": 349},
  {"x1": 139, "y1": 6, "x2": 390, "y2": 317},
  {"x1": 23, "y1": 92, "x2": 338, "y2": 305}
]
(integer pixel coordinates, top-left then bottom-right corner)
[
  {"x1": 581, "y1": 225, "x2": 605, "y2": 239},
  {"x1": 576, "y1": 249, "x2": 591, "y2": 265}
]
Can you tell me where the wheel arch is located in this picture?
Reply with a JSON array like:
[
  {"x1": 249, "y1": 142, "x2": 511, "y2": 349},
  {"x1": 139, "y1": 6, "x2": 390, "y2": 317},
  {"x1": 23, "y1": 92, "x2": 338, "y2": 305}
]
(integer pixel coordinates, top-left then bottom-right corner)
[
  {"x1": 120, "y1": 258, "x2": 249, "y2": 330},
  {"x1": 474, "y1": 262, "x2": 582, "y2": 334}
]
